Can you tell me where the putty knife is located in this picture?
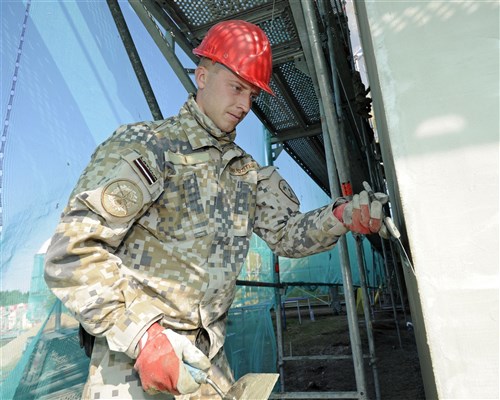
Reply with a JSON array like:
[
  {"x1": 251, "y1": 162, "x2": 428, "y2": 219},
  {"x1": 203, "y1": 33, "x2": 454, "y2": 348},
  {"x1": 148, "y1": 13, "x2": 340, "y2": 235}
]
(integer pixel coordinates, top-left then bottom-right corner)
[{"x1": 187, "y1": 365, "x2": 279, "y2": 400}]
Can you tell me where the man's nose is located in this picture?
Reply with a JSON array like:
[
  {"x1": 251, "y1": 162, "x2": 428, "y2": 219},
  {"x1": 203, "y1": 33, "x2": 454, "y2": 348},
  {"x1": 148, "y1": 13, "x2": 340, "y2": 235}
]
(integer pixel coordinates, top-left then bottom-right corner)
[{"x1": 237, "y1": 93, "x2": 252, "y2": 113}]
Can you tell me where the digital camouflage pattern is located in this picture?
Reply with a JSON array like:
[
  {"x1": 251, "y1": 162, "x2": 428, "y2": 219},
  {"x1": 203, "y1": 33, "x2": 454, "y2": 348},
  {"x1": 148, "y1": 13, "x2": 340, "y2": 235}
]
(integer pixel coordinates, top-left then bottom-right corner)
[{"x1": 44, "y1": 95, "x2": 348, "y2": 399}]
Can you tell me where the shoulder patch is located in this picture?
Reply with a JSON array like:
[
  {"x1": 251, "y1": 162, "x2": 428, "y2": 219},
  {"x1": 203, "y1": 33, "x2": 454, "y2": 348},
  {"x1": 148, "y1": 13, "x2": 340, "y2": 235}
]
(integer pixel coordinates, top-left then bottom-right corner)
[
  {"x1": 101, "y1": 179, "x2": 143, "y2": 217},
  {"x1": 279, "y1": 179, "x2": 300, "y2": 205},
  {"x1": 257, "y1": 166, "x2": 276, "y2": 181}
]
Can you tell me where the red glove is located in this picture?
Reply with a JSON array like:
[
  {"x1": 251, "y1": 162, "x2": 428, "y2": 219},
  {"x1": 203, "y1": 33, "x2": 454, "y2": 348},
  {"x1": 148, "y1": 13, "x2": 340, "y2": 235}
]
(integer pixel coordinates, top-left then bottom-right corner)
[
  {"x1": 333, "y1": 190, "x2": 388, "y2": 236},
  {"x1": 134, "y1": 323, "x2": 211, "y2": 395}
]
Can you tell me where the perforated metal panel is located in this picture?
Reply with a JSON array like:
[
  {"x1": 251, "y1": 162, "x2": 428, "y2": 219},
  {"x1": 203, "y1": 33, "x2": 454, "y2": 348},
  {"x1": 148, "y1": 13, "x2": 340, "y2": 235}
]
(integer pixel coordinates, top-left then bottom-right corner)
[
  {"x1": 285, "y1": 136, "x2": 329, "y2": 193},
  {"x1": 254, "y1": 84, "x2": 299, "y2": 132},
  {"x1": 165, "y1": 0, "x2": 272, "y2": 27},
  {"x1": 259, "y1": 12, "x2": 296, "y2": 46},
  {"x1": 277, "y1": 62, "x2": 320, "y2": 125}
]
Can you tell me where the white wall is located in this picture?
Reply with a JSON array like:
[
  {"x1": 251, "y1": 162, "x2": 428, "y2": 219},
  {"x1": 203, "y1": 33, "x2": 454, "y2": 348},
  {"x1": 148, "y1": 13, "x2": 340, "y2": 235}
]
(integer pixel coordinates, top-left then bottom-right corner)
[{"x1": 354, "y1": 1, "x2": 499, "y2": 399}]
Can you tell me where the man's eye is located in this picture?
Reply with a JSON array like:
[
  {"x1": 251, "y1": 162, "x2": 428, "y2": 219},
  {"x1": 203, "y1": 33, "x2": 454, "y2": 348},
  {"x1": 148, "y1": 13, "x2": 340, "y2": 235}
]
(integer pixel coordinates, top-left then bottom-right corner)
[{"x1": 232, "y1": 85, "x2": 242, "y2": 93}]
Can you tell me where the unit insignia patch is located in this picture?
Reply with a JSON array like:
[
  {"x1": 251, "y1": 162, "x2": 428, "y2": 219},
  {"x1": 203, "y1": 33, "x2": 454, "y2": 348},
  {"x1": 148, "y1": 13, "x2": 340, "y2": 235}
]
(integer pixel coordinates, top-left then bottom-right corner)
[
  {"x1": 279, "y1": 179, "x2": 300, "y2": 205},
  {"x1": 101, "y1": 180, "x2": 143, "y2": 217}
]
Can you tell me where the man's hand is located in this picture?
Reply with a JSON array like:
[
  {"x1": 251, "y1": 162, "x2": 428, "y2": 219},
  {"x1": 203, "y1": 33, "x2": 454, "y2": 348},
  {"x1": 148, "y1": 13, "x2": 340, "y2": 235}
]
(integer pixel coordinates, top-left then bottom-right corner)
[
  {"x1": 134, "y1": 323, "x2": 211, "y2": 395},
  {"x1": 333, "y1": 189, "x2": 389, "y2": 237}
]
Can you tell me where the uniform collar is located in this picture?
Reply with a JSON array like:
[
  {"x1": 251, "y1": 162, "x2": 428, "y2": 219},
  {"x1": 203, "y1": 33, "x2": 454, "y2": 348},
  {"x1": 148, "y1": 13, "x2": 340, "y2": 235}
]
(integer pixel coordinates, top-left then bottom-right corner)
[{"x1": 180, "y1": 94, "x2": 237, "y2": 150}]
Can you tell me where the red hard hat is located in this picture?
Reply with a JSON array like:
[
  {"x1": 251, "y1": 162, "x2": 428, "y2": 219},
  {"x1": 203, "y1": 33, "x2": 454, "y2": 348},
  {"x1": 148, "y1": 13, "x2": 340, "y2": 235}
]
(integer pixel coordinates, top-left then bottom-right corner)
[{"x1": 193, "y1": 20, "x2": 275, "y2": 96}]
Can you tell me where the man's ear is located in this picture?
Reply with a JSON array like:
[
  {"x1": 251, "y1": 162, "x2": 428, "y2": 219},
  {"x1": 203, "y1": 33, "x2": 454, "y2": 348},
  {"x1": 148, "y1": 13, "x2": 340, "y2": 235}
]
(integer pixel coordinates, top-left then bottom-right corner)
[{"x1": 195, "y1": 66, "x2": 207, "y2": 89}]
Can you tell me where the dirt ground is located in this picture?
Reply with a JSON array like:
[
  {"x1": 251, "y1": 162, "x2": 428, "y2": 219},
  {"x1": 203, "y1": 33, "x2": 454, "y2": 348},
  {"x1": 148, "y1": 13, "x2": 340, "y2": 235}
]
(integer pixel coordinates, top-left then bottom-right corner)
[{"x1": 277, "y1": 307, "x2": 425, "y2": 399}]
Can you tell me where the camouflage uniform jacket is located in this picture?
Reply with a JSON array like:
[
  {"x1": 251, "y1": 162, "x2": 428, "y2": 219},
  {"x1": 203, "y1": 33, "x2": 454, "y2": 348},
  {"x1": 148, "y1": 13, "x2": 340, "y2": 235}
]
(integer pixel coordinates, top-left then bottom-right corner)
[{"x1": 44, "y1": 94, "x2": 347, "y2": 363}]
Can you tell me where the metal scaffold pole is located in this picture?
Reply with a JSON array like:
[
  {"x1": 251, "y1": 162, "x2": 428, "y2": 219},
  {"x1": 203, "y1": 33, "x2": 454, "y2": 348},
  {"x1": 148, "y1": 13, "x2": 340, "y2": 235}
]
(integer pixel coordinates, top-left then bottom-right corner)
[
  {"x1": 380, "y1": 239, "x2": 403, "y2": 349},
  {"x1": 300, "y1": 1, "x2": 367, "y2": 398},
  {"x1": 107, "y1": 0, "x2": 163, "y2": 120},
  {"x1": 354, "y1": 236, "x2": 381, "y2": 400},
  {"x1": 320, "y1": 1, "x2": 381, "y2": 397},
  {"x1": 265, "y1": 128, "x2": 286, "y2": 393}
]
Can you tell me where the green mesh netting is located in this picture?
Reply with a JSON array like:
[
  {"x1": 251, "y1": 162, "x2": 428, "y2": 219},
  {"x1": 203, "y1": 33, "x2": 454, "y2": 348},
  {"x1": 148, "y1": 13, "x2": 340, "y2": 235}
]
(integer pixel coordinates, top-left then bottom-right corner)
[{"x1": 226, "y1": 302, "x2": 277, "y2": 378}]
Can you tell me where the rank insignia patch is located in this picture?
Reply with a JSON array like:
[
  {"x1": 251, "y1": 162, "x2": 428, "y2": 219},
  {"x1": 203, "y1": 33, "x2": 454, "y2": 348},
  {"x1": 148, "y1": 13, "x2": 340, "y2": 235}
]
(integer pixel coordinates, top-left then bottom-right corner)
[
  {"x1": 101, "y1": 180, "x2": 143, "y2": 217},
  {"x1": 279, "y1": 179, "x2": 300, "y2": 205}
]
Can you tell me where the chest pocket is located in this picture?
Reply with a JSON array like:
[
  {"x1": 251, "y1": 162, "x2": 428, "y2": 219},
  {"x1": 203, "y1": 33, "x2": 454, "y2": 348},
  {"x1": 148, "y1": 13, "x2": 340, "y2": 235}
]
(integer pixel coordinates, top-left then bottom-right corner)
[
  {"x1": 156, "y1": 150, "x2": 211, "y2": 240},
  {"x1": 183, "y1": 172, "x2": 208, "y2": 237},
  {"x1": 231, "y1": 170, "x2": 257, "y2": 237}
]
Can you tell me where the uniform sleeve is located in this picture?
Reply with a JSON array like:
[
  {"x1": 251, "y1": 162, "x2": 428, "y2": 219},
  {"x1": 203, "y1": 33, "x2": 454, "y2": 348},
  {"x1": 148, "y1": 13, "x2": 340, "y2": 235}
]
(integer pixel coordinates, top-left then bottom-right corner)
[
  {"x1": 44, "y1": 123, "x2": 165, "y2": 358},
  {"x1": 253, "y1": 166, "x2": 348, "y2": 258}
]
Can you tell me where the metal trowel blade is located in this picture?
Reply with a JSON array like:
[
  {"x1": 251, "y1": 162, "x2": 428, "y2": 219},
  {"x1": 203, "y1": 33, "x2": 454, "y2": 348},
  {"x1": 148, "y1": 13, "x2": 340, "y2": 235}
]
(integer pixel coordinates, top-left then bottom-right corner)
[{"x1": 224, "y1": 373, "x2": 279, "y2": 400}]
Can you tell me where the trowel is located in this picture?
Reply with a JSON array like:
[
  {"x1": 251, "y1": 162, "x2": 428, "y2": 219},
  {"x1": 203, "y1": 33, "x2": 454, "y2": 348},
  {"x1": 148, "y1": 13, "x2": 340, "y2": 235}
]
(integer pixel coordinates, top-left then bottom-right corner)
[{"x1": 187, "y1": 365, "x2": 279, "y2": 400}]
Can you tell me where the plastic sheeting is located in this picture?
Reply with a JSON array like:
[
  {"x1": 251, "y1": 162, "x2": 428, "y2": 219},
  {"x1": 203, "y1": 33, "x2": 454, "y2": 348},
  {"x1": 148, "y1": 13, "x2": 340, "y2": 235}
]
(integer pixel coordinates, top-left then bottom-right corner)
[{"x1": 1, "y1": 1, "x2": 154, "y2": 293}]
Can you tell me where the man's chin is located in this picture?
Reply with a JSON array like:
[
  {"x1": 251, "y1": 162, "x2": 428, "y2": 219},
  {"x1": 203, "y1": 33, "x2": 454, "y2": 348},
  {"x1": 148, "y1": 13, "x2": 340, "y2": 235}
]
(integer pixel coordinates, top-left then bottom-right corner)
[{"x1": 220, "y1": 123, "x2": 237, "y2": 133}]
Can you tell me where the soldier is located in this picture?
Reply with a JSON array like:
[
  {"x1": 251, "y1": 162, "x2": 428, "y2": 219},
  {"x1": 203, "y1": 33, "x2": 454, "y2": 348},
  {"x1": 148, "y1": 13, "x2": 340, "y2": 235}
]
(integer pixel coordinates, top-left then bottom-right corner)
[{"x1": 44, "y1": 20, "x2": 387, "y2": 399}]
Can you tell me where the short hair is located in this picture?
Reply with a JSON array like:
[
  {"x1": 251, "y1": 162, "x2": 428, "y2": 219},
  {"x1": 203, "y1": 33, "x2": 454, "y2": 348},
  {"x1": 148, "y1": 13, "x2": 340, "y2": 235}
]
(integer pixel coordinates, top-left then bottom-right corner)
[
  {"x1": 198, "y1": 57, "x2": 227, "y2": 75},
  {"x1": 198, "y1": 57, "x2": 214, "y2": 68}
]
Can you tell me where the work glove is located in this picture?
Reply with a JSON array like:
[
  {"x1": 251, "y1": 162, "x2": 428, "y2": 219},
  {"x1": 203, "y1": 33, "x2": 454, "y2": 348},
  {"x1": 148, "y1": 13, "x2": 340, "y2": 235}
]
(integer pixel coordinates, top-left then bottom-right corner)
[
  {"x1": 333, "y1": 187, "x2": 389, "y2": 238},
  {"x1": 134, "y1": 323, "x2": 211, "y2": 395}
]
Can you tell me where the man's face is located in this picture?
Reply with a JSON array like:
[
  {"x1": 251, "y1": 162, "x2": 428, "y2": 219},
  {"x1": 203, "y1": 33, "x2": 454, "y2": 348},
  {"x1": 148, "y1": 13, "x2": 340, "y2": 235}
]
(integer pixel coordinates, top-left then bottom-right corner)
[{"x1": 195, "y1": 62, "x2": 260, "y2": 133}]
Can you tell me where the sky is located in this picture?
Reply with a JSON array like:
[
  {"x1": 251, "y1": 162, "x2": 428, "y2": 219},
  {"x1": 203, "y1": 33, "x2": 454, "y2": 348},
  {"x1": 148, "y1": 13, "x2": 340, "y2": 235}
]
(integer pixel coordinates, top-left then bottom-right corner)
[{"x1": 0, "y1": 1, "x2": 331, "y2": 292}]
